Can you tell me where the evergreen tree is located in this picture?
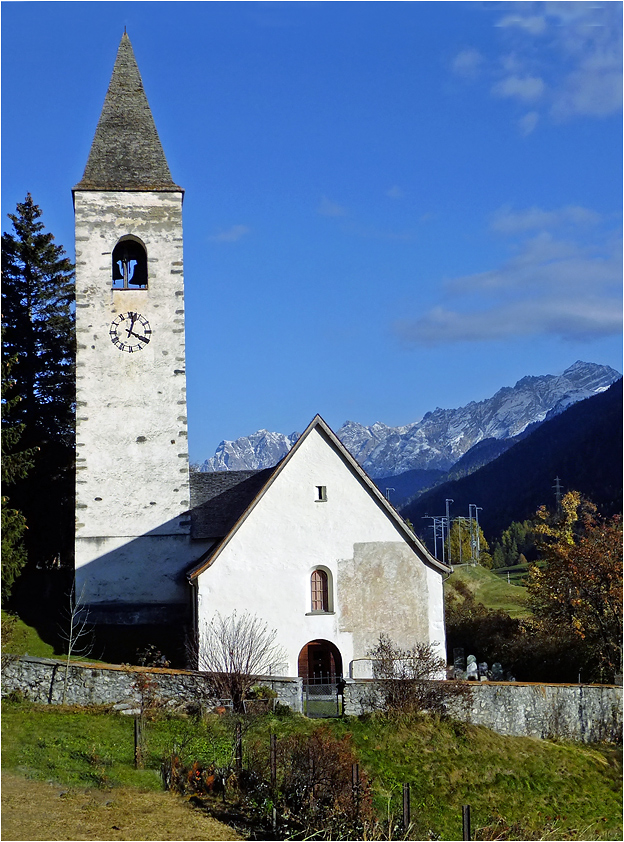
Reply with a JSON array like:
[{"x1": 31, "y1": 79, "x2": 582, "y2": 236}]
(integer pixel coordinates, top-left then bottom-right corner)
[
  {"x1": 1, "y1": 195, "x2": 75, "y2": 590},
  {"x1": 1, "y1": 350, "x2": 37, "y2": 602},
  {"x1": 491, "y1": 519, "x2": 537, "y2": 568},
  {"x1": 492, "y1": 544, "x2": 506, "y2": 569}
]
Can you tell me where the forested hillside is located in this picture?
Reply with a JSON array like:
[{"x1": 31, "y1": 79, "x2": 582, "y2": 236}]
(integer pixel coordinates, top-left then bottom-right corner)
[{"x1": 403, "y1": 379, "x2": 622, "y2": 542}]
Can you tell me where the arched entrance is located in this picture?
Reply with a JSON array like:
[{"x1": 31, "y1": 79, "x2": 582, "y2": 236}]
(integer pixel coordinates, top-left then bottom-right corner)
[
  {"x1": 298, "y1": 640, "x2": 343, "y2": 718},
  {"x1": 298, "y1": 639, "x2": 343, "y2": 684}
]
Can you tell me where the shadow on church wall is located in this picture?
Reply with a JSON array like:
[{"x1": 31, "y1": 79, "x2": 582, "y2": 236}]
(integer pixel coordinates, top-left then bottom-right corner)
[{"x1": 73, "y1": 512, "x2": 214, "y2": 666}]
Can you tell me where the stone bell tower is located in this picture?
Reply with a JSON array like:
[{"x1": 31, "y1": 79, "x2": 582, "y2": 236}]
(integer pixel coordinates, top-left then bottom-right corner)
[{"x1": 73, "y1": 33, "x2": 194, "y2": 634}]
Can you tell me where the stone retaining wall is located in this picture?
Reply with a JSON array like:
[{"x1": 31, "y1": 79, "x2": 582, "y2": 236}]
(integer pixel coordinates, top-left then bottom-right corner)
[
  {"x1": 343, "y1": 679, "x2": 622, "y2": 743},
  {"x1": 0, "y1": 656, "x2": 302, "y2": 713},
  {"x1": 2, "y1": 657, "x2": 621, "y2": 742}
]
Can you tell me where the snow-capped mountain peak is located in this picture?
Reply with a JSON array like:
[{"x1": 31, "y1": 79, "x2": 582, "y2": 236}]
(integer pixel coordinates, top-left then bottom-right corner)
[{"x1": 199, "y1": 362, "x2": 621, "y2": 476}]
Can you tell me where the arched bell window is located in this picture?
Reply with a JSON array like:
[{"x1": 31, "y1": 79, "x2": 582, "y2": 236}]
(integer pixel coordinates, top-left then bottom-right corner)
[
  {"x1": 112, "y1": 237, "x2": 148, "y2": 289},
  {"x1": 311, "y1": 568, "x2": 330, "y2": 613}
]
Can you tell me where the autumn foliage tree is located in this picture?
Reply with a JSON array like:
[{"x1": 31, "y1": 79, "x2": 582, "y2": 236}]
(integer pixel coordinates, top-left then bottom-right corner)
[
  {"x1": 448, "y1": 519, "x2": 492, "y2": 568},
  {"x1": 528, "y1": 491, "x2": 623, "y2": 682}
]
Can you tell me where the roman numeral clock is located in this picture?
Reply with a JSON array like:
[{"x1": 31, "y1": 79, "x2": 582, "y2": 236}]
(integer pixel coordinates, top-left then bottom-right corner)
[{"x1": 109, "y1": 312, "x2": 152, "y2": 353}]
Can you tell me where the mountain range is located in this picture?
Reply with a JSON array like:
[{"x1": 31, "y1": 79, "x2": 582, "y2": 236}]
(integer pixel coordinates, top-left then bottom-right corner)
[
  {"x1": 402, "y1": 378, "x2": 623, "y2": 543},
  {"x1": 200, "y1": 361, "x2": 620, "y2": 478}
]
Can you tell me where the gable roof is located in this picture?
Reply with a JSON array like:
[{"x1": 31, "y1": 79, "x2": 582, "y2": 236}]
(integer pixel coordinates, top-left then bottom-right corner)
[
  {"x1": 188, "y1": 414, "x2": 450, "y2": 579},
  {"x1": 190, "y1": 468, "x2": 276, "y2": 539},
  {"x1": 74, "y1": 33, "x2": 182, "y2": 192}
]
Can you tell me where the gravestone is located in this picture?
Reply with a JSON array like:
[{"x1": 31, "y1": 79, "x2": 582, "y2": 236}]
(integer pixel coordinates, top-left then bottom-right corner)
[
  {"x1": 491, "y1": 663, "x2": 504, "y2": 681},
  {"x1": 465, "y1": 654, "x2": 478, "y2": 680},
  {"x1": 453, "y1": 648, "x2": 466, "y2": 680}
]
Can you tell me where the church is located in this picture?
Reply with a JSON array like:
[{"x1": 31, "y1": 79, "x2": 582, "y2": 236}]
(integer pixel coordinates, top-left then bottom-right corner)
[{"x1": 73, "y1": 33, "x2": 448, "y2": 677}]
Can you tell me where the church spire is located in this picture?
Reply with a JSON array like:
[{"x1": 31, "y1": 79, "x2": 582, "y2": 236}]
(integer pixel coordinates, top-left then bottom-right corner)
[{"x1": 74, "y1": 33, "x2": 181, "y2": 192}]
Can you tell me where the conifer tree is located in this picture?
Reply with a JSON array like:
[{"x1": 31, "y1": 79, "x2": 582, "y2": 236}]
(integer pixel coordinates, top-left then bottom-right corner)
[
  {"x1": 1, "y1": 350, "x2": 37, "y2": 602},
  {"x1": 1, "y1": 195, "x2": 75, "y2": 590}
]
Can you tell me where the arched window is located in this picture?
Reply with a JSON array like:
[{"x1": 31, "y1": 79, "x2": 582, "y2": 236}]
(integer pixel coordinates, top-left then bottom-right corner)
[
  {"x1": 311, "y1": 569, "x2": 329, "y2": 612},
  {"x1": 112, "y1": 238, "x2": 148, "y2": 288}
]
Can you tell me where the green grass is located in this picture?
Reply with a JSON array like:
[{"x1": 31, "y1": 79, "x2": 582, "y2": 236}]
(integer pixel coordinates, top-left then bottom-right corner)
[
  {"x1": 1, "y1": 610, "x2": 56, "y2": 658},
  {"x1": 336, "y1": 714, "x2": 622, "y2": 841},
  {"x1": 1, "y1": 698, "x2": 162, "y2": 790},
  {"x1": 493, "y1": 562, "x2": 540, "y2": 587},
  {"x1": 445, "y1": 563, "x2": 532, "y2": 618},
  {"x1": 2, "y1": 699, "x2": 621, "y2": 840},
  {"x1": 1, "y1": 609, "x2": 107, "y2": 664}
]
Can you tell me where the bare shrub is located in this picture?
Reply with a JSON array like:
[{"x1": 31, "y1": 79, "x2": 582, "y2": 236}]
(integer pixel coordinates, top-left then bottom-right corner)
[
  {"x1": 136, "y1": 644, "x2": 170, "y2": 668},
  {"x1": 58, "y1": 582, "x2": 94, "y2": 704},
  {"x1": 275, "y1": 727, "x2": 375, "y2": 838},
  {"x1": 194, "y1": 611, "x2": 286, "y2": 713},
  {"x1": 367, "y1": 633, "x2": 469, "y2": 716}
]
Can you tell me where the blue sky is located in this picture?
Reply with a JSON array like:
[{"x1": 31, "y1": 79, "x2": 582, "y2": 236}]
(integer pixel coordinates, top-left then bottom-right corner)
[{"x1": 2, "y1": 1, "x2": 622, "y2": 462}]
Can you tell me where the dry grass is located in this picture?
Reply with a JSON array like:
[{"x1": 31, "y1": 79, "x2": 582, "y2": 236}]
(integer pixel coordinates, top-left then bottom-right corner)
[{"x1": 1, "y1": 772, "x2": 241, "y2": 841}]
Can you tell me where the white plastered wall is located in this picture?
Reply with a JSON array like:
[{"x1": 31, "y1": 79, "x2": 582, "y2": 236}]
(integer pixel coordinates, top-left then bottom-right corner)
[
  {"x1": 196, "y1": 426, "x2": 447, "y2": 677},
  {"x1": 74, "y1": 190, "x2": 192, "y2": 606}
]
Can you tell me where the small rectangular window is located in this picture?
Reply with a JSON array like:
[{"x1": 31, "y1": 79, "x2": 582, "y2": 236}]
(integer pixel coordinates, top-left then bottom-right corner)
[{"x1": 316, "y1": 485, "x2": 327, "y2": 502}]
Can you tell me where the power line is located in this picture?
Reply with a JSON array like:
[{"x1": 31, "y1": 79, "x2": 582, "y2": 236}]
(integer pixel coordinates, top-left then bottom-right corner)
[{"x1": 553, "y1": 476, "x2": 562, "y2": 511}]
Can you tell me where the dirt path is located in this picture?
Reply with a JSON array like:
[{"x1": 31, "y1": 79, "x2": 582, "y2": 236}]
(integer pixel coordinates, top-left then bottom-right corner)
[{"x1": 1, "y1": 772, "x2": 242, "y2": 841}]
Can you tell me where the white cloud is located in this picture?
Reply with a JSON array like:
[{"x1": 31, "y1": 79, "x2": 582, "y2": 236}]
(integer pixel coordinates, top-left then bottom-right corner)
[
  {"x1": 518, "y1": 110, "x2": 539, "y2": 135},
  {"x1": 452, "y1": 48, "x2": 484, "y2": 79},
  {"x1": 551, "y1": 56, "x2": 623, "y2": 119},
  {"x1": 464, "y1": 1, "x2": 623, "y2": 129},
  {"x1": 386, "y1": 185, "x2": 404, "y2": 199},
  {"x1": 492, "y1": 74, "x2": 545, "y2": 102},
  {"x1": 396, "y1": 297, "x2": 621, "y2": 345},
  {"x1": 208, "y1": 225, "x2": 250, "y2": 243},
  {"x1": 496, "y1": 14, "x2": 547, "y2": 36},
  {"x1": 394, "y1": 205, "x2": 621, "y2": 346},
  {"x1": 446, "y1": 233, "x2": 617, "y2": 295},
  {"x1": 490, "y1": 205, "x2": 601, "y2": 234},
  {"x1": 318, "y1": 196, "x2": 348, "y2": 217}
]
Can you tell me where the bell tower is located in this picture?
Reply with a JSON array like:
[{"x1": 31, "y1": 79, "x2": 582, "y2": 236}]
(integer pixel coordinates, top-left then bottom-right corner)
[{"x1": 73, "y1": 34, "x2": 193, "y2": 633}]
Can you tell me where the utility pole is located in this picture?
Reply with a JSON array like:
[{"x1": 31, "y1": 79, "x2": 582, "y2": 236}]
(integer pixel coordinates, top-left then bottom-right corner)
[
  {"x1": 436, "y1": 518, "x2": 445, "y2": 562},
  {"x1": 474, "y1": 506, "x2": 482, "y2": 563},
  {"x1": 468, "y1": 505, "x2": 476, "y2": 563},
  {"x1": 445, "y1": 499, "x2": 454, "y2": 568},
  {"x1": 455, "y1": 517, "x2": 469, "y2": 565},
  {"x1": 385, "y1": 487, "x2": 395, "y2": 502},
  {"x1": 468, "y1": 505, "x2": 482, "y2": 564},
  {"x1": 553, "y1": 476, "x2": 562, "y2": 512},
  {"x1": 422, "y1": 516, "x2": 438, "y2": 558}
]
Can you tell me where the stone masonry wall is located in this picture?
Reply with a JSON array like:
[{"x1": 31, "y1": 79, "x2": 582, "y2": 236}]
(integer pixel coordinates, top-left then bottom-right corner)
[
  {"x1": 2, "y1": 657, "x2": 621, "y2": 742},
  {"x1": 1, "y1": 656, "x2": 302, "y2": 714},
  {"x1": 343, "y1": 680, "x2": 622, "y2": 743}
]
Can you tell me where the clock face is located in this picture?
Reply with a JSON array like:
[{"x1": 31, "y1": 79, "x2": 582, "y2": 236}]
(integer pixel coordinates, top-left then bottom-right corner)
[{"x1": 109, "y1": 312, "x2": 152, "y2": 353}]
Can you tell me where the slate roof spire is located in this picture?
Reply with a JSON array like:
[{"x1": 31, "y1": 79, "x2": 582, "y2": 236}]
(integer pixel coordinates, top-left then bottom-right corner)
[{"x1": 74, "y1": 33, "x2": 182, "y2": 192}]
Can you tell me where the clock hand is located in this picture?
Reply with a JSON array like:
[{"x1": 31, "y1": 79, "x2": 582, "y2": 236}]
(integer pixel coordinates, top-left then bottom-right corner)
[
  {"x1": 125, "y1": 313, "x2": 137, "y2": 336},
  {"x1": 129, "y1": 330, "x2": 150, "y2": 343}
]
